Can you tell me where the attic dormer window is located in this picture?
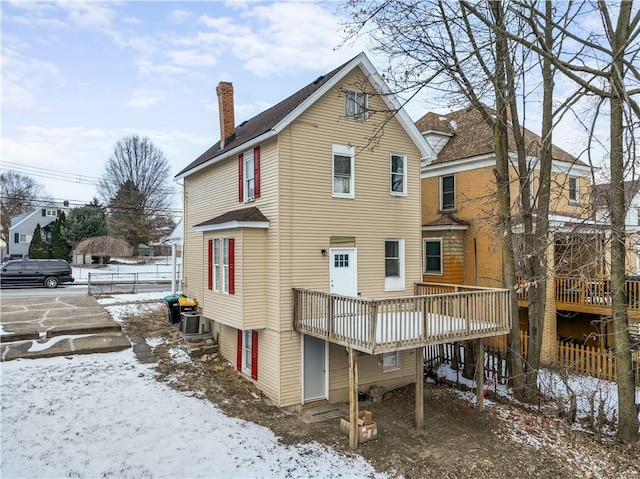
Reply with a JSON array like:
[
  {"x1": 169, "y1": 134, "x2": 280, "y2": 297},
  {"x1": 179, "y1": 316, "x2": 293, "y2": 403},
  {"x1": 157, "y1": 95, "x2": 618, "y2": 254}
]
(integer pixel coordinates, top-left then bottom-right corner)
[{"x1": 345, "y1": 90, "x2": 368, "y2": 121}]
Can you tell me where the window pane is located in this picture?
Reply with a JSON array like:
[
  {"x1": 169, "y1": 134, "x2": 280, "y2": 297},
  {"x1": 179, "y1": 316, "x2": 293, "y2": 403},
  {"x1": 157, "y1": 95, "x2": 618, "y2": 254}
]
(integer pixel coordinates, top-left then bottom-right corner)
[
  {"x1": 385, "y1": 241, "x2": 399, "y2": 257},
  {"x1": 391, "y1": 155, "x2": 404, "y2": 173},
  {"x1": 425, "y1": 240, "x2": 441, "y2": 273},
  {"x1": 334, "y1": 155, "x2": 351, "y2": 174},
  {"x1": 385, "y1": 258, "x2": 400, "y2": 277},
  {"x1": 345, "y1": 91, "x2": 355, "y2": 117},
  {"x1": 442, "y1": 175, "x2": 455, "y2": 209},
  {"x1": 391, "y1": 173, "x2": 403, "y2": 192}
]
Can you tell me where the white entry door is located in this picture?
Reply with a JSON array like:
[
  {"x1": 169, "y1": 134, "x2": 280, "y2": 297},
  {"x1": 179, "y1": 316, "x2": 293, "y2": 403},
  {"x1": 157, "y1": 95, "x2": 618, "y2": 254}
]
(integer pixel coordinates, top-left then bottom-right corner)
[
  {"x1": 303, "y1": 335, "x2": 327, "y2": 403},
  {"x1": 330, "y1": 248, "x2": 357, "y2": 297}
]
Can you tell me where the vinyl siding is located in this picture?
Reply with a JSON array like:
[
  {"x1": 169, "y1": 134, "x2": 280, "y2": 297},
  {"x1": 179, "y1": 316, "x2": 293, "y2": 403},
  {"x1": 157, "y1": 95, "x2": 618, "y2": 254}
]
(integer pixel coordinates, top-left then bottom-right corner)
[
  {"x1": 183, "y1": 67, "x2": 424, "y2": 408},
  {"x1": 275, "y1": 68, "x2": 423, "y2": 405},
  {"x1": 328, "y1": 344, "x2": 416, "y2": 403}
]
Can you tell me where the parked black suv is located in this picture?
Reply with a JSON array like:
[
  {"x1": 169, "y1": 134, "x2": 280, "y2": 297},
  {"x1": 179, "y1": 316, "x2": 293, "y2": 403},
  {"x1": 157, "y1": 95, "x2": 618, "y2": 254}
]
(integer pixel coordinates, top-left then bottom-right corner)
[{"x1": 0, "y1": 259, "x2": 74, "y2": 288}]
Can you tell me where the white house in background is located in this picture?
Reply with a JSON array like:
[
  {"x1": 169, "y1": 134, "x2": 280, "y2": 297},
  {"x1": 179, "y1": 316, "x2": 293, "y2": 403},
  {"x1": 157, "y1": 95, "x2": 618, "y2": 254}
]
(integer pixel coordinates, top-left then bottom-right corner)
[
  {"x1": 8, "y1": 201, "x2": 70, "y2": 259},
  {"x1": 592, "y1": 180, "x2": 640, "y2": 274}
]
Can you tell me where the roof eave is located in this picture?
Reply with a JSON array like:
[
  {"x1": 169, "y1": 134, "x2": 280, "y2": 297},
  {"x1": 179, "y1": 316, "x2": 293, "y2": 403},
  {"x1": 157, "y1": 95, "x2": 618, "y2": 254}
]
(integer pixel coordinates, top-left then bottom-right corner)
[
  {"x1": 194, "y1": 220, "x2": 270, "y2": 232},
  {"x1": 175, "y1": 130, "x2": 277, "y2": 180}
]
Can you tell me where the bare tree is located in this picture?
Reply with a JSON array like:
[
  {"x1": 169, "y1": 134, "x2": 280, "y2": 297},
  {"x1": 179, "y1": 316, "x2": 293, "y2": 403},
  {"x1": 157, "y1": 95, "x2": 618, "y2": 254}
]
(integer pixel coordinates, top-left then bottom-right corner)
[
  {"x1": 0, "y1": 171, "x2": 45, "y2": 254},
  {"x1": 98, "y1": 135, "x2": 174, "y2": 255},
  {"x1": 460, "y1": 0, "x2": 639, "y2": 443},
  {"x1": 343, "y1": 0, "x2": 578, "y2": 400}
]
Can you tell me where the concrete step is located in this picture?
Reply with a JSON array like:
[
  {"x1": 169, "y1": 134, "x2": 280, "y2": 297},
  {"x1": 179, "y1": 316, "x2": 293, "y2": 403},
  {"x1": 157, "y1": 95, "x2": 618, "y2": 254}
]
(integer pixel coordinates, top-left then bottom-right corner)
[{"x1": 0, "y1": 332, "x2": 131, "y2": 361}]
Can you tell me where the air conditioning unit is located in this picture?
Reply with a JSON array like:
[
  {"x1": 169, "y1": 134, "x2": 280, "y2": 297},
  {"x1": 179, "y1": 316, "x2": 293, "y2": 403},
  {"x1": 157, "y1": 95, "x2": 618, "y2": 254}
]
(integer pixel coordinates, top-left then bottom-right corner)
[{"x1": 180, "y1": 312, "x2": 211, "y2": 336}]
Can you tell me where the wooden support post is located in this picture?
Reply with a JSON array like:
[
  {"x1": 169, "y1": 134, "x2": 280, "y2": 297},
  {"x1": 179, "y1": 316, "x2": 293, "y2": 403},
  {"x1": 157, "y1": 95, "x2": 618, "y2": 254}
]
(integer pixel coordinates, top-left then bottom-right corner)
[
  {"x1": 475, "y1": 338, "x2": 485, "y2": 412},
  {"x1": 415, "y1": 346, "x2": 424, "y2": 430},
  {"x1": 348, "y1": 347, "x2": 359, "y2": 450}
]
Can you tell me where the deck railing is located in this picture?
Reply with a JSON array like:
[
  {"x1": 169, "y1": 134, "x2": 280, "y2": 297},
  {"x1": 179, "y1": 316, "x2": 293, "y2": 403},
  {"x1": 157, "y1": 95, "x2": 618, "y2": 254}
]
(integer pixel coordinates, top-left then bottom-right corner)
[
  {"x1": 516, "y1": 275, "x2": 640, "y2": 312},
  {"x1": 293, "y1": 283, "x2": 512, "y2": 355}
]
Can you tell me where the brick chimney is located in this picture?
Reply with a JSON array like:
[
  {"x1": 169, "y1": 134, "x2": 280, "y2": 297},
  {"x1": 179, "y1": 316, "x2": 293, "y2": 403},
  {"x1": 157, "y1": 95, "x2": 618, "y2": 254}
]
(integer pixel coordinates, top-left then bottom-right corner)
[{"x1": 216, "y1": 81, "x2": 235, "y2": 146}]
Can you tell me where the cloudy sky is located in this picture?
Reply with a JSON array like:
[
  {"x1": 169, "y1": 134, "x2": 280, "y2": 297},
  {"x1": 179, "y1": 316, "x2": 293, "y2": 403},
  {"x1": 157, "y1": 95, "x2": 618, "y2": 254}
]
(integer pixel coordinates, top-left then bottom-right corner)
[
  {"x1": 1, "y1": 1, "x2": 608, "y2": 215},
  {"x1": 2, "y1": 1, "x2": 375, "y2": 213}
]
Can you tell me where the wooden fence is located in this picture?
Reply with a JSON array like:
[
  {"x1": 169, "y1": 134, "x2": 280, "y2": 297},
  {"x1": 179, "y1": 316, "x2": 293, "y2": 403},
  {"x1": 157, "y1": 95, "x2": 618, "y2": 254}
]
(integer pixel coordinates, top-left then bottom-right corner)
[{"x1": 425, "y1": 332, "x2": 640, "y2": 384}]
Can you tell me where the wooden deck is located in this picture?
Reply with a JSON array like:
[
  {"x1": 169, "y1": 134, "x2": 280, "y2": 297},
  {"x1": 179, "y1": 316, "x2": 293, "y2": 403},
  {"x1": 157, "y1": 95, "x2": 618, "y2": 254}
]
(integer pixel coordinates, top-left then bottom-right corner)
[
  {"x1": 293, "y1": 283, "x2": 512, "y2": 355},
  {"x1": 516, "y1": 276, "x2": 640, "y2": 319}
]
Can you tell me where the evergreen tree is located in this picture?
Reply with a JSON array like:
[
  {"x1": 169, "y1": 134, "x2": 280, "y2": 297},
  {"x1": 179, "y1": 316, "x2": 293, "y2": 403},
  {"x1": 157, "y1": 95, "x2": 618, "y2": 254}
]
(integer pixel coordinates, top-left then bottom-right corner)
[
  {"x1": 64, "y1": 201, "x2": 109, "y2": 245},
  {"x1": 50, "y1": 212, "x2": 72, "y2": 261},
  {"x1": 28, "y1": 224, "x2": 49, "y2": 259}
]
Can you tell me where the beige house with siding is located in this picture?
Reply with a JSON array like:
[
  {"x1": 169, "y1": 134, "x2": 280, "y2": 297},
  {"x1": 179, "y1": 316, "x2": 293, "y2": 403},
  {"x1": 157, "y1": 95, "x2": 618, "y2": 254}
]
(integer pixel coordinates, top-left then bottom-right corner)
[
  {"x1": 175, "y1": 53, "x2": 431, "y2": 409},
  {"x1": 176, "y1": 55, "x2": 512, "y2": 423}
]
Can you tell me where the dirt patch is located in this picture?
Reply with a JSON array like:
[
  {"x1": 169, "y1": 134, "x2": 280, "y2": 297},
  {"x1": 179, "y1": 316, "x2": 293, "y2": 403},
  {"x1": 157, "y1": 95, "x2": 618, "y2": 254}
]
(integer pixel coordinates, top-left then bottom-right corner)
[{"x1": 121, "y1": 305, "x2": 639, "y2": 479}]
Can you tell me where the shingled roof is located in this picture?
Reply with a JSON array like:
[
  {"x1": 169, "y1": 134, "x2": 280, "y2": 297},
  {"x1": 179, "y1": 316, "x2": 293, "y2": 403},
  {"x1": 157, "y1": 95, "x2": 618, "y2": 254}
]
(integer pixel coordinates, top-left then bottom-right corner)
[
  {"x1": 194, "y1": 206, "x2": 269, "y2": 231},
  {"x1": 416, "y1": 106, "x2": 585, "y2": 166},
  {"x1": 176, "y1": 58, "x2": 355, "y2": 178}
]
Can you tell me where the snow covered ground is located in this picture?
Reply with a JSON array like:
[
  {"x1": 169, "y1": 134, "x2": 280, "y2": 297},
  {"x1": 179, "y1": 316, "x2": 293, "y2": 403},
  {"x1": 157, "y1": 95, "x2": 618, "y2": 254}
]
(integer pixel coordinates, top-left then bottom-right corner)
[
  {"x1": 1, "y1": 353, "x2": 382, "y2": 479},
  {"x1": 71, "y1": 257, "x2": 180, "y2": 281},
  {"x1": 2, "y1": 287, "x2": 637, "y2": 478}
]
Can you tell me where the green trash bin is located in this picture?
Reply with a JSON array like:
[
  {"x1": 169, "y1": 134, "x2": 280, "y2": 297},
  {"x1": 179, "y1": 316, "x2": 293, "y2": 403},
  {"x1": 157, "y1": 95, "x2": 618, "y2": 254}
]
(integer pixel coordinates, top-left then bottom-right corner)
[{"x1": 164, "y1": 294, "x2": 186, "y2": 324}]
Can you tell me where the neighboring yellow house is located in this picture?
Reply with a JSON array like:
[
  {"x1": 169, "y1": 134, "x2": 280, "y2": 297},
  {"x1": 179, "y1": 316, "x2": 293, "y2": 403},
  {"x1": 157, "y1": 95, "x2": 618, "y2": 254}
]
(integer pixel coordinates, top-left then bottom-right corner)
[
  {"x1": 416, "y1": 106, "x2": 623, "y2": 352},
  {"x1": 176, "y1": 53, "x2": 427, "y2": 409}
]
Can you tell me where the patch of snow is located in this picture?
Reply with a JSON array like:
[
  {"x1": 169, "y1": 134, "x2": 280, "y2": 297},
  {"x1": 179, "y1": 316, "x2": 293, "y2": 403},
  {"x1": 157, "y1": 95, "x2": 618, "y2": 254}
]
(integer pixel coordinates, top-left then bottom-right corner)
[
  {"x1": 103, "y1": 302, "x2": 164, "y2": 323},
  {"x1": 1, "y1": 351, "x2": 385, "y2": 479},
  {"x1": 168, "y1": 347, "x2": 191, "y2": 364}
]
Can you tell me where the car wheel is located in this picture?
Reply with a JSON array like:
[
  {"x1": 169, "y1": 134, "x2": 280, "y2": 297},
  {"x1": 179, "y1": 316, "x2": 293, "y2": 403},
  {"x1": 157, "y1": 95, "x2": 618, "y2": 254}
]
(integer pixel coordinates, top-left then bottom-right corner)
[{"x1": 44, "y1": 277, "x2": 59, "y2": 289}]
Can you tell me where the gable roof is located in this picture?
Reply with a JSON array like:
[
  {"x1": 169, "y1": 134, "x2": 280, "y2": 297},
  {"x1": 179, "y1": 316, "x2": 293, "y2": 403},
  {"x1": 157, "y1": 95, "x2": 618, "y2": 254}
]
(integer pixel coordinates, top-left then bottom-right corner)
[
  {"x1": 176, "y1": 52, "x2": 429, "y2": 179},
  {"x1": 9, "y1": 202, "x2": 69, "y2": 231},
  {"x1": 416, "y1": 106, "x2": 585, "y2": 166}
]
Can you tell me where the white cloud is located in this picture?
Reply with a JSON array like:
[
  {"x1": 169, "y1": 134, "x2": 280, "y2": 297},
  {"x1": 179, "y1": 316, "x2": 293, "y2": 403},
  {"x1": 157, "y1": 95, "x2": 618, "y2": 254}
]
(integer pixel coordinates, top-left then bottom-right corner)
[
  {"x1": 169, "y1": 8, "x2": 190, "y2": 23},
  {"x1": 167, "y1": 49, "x2": 217, "y2": 67},
  {"x1": 1, "y1": 48, "x2": 63, "y2": 109},
  {"x1": 127, "y1": 89, "x2": 165, "y2": 109}
]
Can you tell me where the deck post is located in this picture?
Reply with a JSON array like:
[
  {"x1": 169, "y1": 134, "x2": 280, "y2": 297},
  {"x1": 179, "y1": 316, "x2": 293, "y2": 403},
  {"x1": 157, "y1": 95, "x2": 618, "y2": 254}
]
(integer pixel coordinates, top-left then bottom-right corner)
[
  {"x1": 348, "y1": 347, "x2": 359, "y2": 450},
  {"x1": 415, "y1": 346, "x2": 424, "y2": 430},
  {"x1": 475, "y1": 338, "x2": 485, "y2": 412}
]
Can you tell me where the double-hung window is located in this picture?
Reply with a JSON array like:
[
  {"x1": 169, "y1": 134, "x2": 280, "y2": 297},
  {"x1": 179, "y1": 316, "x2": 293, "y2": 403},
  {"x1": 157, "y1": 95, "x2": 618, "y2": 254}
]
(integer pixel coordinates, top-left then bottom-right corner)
[
  {"x1": 424, "y1": 239, "x2": 442, "y2": 275},
  {"x1": 238, "y1": 147, "x2": 260, "y2": 203},
  {"x1": 568, "y1": 176, "x2": 579, "y2": 203},
  {"x1": 244, "y1": 149, "x2": 255, "y2": 201},
  {"x1": 18, "y1": 233, "x2": 31, "y2": 244},
  {"x1": 390, "y1": 154, "x2": 407, "y2": 195},
  {"x1": 213, "y1": 238, "x2": 221, "y2": 292},
  {"x1": 384, "y1": 239, "x2": 405, "y2": 291},
  {"x1": 344, "y1": 90, "x2": 368, "y2": 121},
  {"x1": 207, "y1": 237, "x2": 234, "y2": 294},
  {"x1": 441, "y1": 175, "x2": 455, "y2": 211},
  {"x1": 332, "y1": 144, "x2": 354, "y2": 198},
  {"x1": 223, "y1": 238, "x2": 230, "y2": 293}
]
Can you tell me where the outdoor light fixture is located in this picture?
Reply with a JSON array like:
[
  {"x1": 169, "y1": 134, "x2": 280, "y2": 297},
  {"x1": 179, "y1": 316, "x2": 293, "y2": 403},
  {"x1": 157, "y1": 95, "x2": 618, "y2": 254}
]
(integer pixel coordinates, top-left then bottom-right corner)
[{"x1": 321, "y1": 249, "x2": 328, "y2": 256}]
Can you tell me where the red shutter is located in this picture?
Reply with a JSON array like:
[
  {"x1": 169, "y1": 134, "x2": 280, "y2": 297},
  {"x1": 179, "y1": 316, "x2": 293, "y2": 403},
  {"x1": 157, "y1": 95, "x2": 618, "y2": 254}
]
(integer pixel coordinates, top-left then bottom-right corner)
[
  {"x1": 251, "y1": 330, "x2": 258, "y2": 380},
  {"x1": 238, "y1": 153, "x2": 244, "y2": 202},
  {"x1": 229, "y1": 238, "x2": 235, "y2": 294},
  {"x1": 254, "y1": 146, "x2": 261, "y2": 199},
  {"x1": 237, "y1": 329, "x2": 243, "y2": 371},
  {"x1": 207, "y1": 239, "x2": 213, "y2": 290}
]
